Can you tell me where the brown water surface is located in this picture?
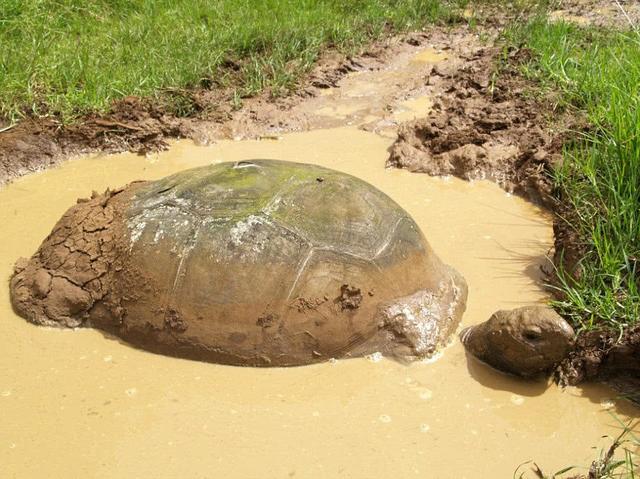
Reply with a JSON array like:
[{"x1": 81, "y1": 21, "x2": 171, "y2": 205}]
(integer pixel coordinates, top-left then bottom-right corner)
[{"x1": 0, "y1": 128, "x2": 635, "y2": 478}]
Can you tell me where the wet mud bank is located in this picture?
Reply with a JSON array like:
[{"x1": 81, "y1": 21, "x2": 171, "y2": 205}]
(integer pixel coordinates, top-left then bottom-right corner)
[
  {"x1": 382, "y1": 31, "x2": 636, "y2": 391},
  {"x1": 0, "y1": 97, "x2": 192, "y2": 184},
  {"x1": 558, "y1": 325, "x2": 640, "y2": 401},
  {"x1": 0, "y1": 35, "x2": 403, "y2": 185},
  {"x1": 386, "y1": 46, "x2": 569, "y2": 208}
]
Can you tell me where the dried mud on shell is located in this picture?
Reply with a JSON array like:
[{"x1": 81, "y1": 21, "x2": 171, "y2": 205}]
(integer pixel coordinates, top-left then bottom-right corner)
[{"x1": 9, "y1": 187, "x2": 135, "y2": 329}]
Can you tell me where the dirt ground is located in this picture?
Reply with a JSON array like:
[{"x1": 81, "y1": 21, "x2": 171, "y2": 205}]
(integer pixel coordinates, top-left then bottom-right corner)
[
  {"x1": 0, "y1": 37, "x2": 404, "y2": 184},
  {"x1": 386, "y1": 45, "x2": 574, "y2": 208},
  {"x1": 1, "y1": 0, "x2": 635, "y2": 184}
]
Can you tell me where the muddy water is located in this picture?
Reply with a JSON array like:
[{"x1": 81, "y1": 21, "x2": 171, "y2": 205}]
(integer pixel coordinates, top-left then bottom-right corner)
[
  {"x1": 0, "y1": 127, "x2": 635, "y2": 478},
  {"x1": 282, "y1": 44, "x2": 445, "y2": 137}
]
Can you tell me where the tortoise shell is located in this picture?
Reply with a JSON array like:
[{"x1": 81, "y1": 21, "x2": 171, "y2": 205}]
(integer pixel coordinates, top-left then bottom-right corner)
[{"x1": 10, "y1": 160, "x2": 467, "y2": 366}]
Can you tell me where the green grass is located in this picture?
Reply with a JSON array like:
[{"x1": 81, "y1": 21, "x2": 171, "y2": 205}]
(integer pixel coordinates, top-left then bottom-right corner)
[
  {"x1": 0, "y1": 0, "x2": 462, "y2": 121},
  {"x1": 503, "y1": 19, "x2": 640, "y2": 333}
]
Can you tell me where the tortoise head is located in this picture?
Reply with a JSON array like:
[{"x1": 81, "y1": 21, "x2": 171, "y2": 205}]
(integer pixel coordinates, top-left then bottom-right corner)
[{"x1": 460, "y1": 306, "x2": 575, "y2": 378}]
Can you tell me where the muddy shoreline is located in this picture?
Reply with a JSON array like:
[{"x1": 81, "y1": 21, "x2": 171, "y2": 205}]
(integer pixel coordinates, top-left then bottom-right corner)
[
  {"x1": 381, "y1": 33, "x2": 636, "y2": 392},
  {"x1": 0, "y1": 21, "x2": 633, "y2": 392},
  {"x1": 0, "y1": 34, "x2": 402, "y2": 185}
]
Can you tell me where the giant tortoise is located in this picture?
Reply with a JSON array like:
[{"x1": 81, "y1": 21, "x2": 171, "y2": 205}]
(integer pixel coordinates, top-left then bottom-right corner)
[{"x1": 10, "y1": 160, "x2": 468, "y2": 366}]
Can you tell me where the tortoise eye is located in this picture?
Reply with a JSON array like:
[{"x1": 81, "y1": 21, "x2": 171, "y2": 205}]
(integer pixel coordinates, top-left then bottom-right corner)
[{"x1": 523, "y1": 328, "x2": 542, "y2": 341}]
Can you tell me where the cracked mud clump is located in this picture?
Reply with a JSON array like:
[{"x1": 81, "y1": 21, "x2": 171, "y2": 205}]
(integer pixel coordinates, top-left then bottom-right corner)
[
  {"x1": 9, "y1": 160, "x2": 467, "y2": 367},
  {"x1": 10, "y1": 187, "x2": 136, "y2": 329}
]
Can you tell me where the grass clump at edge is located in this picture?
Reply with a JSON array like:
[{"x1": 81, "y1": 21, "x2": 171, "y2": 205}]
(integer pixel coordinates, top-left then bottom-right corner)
[
  {"x1": 515, "y1": 418, "x2": 640, "y2": 478},
  {"x1": 0, "y1": 0, "x2": 463, "y2": 122},
  {"x1": 503, "y1": 19, "x2": 640, "y2": 334}
]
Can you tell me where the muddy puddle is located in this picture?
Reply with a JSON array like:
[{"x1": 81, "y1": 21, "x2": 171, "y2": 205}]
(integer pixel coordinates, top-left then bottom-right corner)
[{"x1": 1, "y1": 125, "x2": 637, "y2": 478}]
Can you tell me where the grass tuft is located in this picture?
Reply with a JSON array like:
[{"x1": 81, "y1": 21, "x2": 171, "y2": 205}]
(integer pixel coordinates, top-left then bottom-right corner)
[{"x1": 516, "y1": 418, "x2": 640, "y2": 478}]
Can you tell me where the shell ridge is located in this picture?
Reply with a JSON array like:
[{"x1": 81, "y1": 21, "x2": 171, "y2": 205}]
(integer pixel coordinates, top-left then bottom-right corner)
[
  {"x1": 269, "y1": 218, "x2": 314, "y2": 248},
  {"x1": 314, "y1": 246, "x2": 374, "y2": 266},
  {"x1": 374, "y1": 216, "x2": 406, "y2": 258}
]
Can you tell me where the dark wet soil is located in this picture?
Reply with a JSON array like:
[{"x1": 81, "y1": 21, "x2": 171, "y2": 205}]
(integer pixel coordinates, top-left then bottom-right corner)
[
  {"x1": 0, "y1": 102, "x2": 189, "y2": 183},
  {"x1": 557, "y1": 325, "x2": 640, "y2": 402},
  {"x1": 386, "y1": 45, "x2": 582, "y2": 209}
]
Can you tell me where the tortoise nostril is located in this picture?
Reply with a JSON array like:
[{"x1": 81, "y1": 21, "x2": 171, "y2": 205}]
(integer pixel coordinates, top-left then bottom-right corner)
[{"x1": 460, "y1": 327, "x2": 474, "y2": 345}]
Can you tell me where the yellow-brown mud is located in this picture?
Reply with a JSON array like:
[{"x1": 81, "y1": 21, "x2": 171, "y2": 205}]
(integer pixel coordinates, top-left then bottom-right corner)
[{"x1": 0, "y1": 126, "x2": 636, "y2": 478}]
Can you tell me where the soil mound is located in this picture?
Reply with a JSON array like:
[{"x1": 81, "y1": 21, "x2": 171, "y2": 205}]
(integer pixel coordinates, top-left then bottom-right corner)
[
  {"x1": 557, "y1": 326, "x2": 640, "y2": 402},
  {"x1": 387, "y1": 47, "x2": 578, "y2": 208}
]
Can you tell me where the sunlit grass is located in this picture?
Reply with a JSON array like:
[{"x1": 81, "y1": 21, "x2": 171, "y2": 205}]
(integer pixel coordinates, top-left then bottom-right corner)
[
  {"x1": 0, "y1": 0, "x2": 462, "y2": 121},
  {"x1": 504, "y1": 19, "x2": 640, "y2": 332}
]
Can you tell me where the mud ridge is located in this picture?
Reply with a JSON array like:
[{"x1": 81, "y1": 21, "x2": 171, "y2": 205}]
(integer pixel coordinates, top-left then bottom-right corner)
[
  {"x1": 0, "y1": 100, "x2": 193, "y2": 184},
  {"x1": 386, "y1": 45, "x2": 582, "y2": 209},
  {"x1": 557, "y1": 325, "x2": 640, "y2": 402},
  {"x1": 381, "y1": 35, "x2": 587, "y2": 302},
  {"x1": 0, "y1": 38, "x2": 394, "y2": 186},
  {"x1": 381, "y1": 38, "x2": 590, "y2": 290}
]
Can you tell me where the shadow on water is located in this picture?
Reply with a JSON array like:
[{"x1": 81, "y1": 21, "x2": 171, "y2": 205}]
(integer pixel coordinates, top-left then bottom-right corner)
[
  {"x1": 576, "y1": 379, "x2": 640, "y2": 419},
  {"x1": 465, "y1": 348, "x2": 640, "y2": 421},
  {"x1": 471, "y1": 197, "x2": 554, "y2": 286},
  {"x1": 463, "y1": 352, "x2": 549, "y2": 397},
  {"x1": 478, "y1": 239, "x2": 554, "y2": 285}
]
